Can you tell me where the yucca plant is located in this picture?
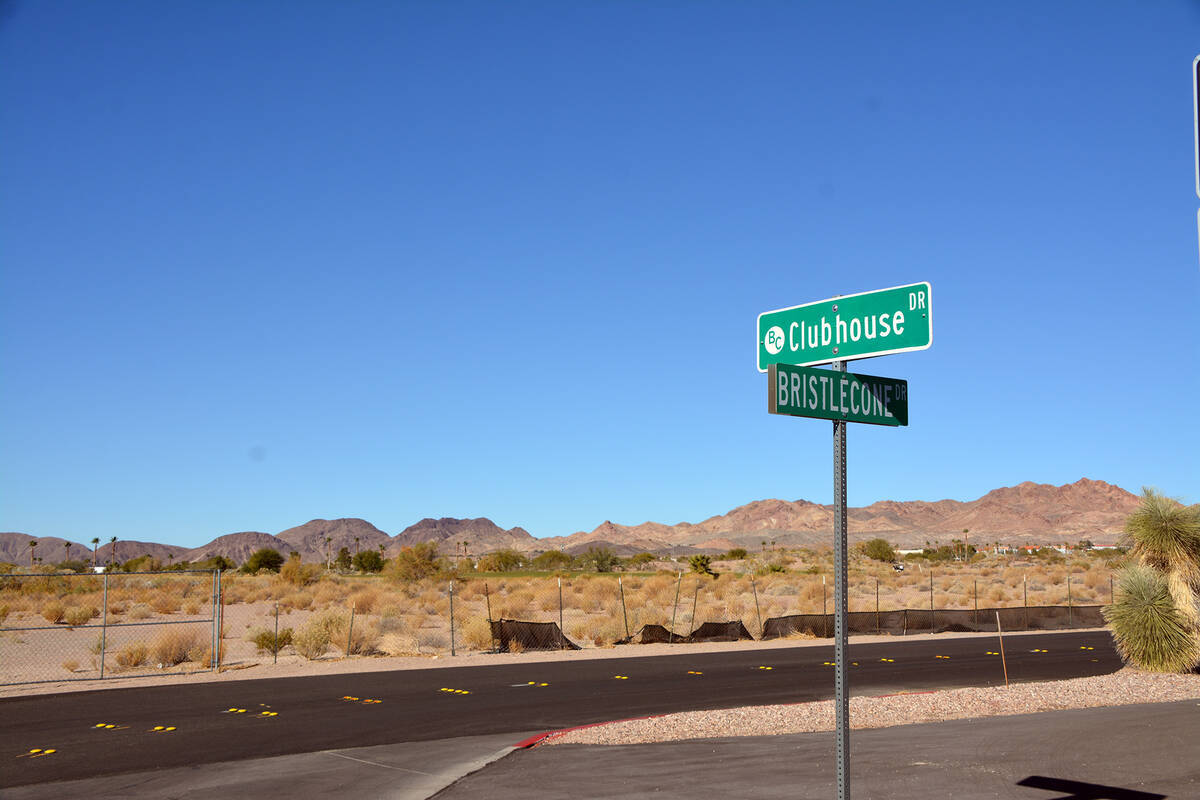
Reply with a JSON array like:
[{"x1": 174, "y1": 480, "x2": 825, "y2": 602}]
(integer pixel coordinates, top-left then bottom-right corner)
[
  {"x1": 1104, "y1": 489, "x2": 1200, "y2": 672},
  {"x1": 1104, "y1": 565, "x2": 1200, "y2": 673}
]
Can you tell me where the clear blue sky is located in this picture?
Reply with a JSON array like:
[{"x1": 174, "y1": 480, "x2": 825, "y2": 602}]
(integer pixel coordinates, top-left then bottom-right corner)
[{"x1": 3, "y1": 1, "x2": 1198, "y2": 547}]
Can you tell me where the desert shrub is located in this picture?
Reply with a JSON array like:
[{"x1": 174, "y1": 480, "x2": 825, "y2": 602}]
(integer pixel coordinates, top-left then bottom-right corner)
[
  {"x1": 294, "y1": 621, "x2": 331, "y2": 660},
  {"x1": 415, "y1": 627, "x2": 448, "y2": 652},
  {"x1": 461, "y1": 617, "x2": 493, "y2": 650},
  {"x1": 183, "y1": 600, "x2": 201, "y2": 615},
  {"x1": 581, "y1": 547, "x2": 619, "y2": 573},
  {"x1": 63, "y1": 605, "x2": 96, "y2": 626},
  {"x1": 1104, "y1": 564, "x2": 1200, "y2": 673},
  {"x1": 249, "y1": 627, "x2": 294, "y2": 655},
  {"x1": 149, "y1": 591, "x2": 179, "y2": 615},
  {"x1": 280, "y1": 557, "x2": 322, "y2": 587},
  {"x1": 348, "y1": 588, "x2": 379, "y2": 614},
  {"x1": 127, "y1": 603, "x2": 153, "y2": 620},
  {"x1": 280, "y1": 591, "x2": 313, "y2": 611},
  {"x1": 115, "y1": 642, "x2": 149, "y2": 669},
  {"x1": 151, "y1": 628, "x2": 207, "y2": 666},
  {"x1": 0, "y1": 603, "x2": 8, "y2": 624},
  {"x1": 61, "y1": 659, "x2": 79, "y2": 673},
  {"x1": 41, "y1": 600, "x2": 65, "y2": 623},
  {"x1": 379, "y1": 632, "x2": 420, "y2": 656}
]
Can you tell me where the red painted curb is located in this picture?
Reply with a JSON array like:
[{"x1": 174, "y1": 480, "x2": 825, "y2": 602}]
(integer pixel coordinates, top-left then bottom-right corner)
[{"x1": 513, "y1": 714, "x2": 668, "y2": 748}]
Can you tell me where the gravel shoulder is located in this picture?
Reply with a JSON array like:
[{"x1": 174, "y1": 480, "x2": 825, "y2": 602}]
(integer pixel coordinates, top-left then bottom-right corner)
[{"x1": 543, "y1": 667, "x2": 1200, "y2": 746}]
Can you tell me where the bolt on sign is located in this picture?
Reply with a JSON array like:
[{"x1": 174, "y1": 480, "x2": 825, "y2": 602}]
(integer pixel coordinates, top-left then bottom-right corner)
[
  {"x1": 768, "y1": 364, "x2": 908, "y2": 426},
  {"x1": 757, "y1": 281, "x2": 932, "y2": 371}
]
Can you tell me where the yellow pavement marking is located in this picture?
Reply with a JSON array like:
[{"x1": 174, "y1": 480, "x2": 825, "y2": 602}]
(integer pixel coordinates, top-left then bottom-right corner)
[
  {"x1": 149, "y1": 726, "x2": 177, "y2": 733},
  {"x1": 18, "y1": 748, "x2": 58, "y2": 759},
  {"x1": 880, "y1": 658, "x2": 895, "y2": 663},
  {"x1": 613, "y1": 675, "x2": 629, "y2": 679},
  {"x1": 440, "y1": 688, "x2": 471, "y2": 694},
  {"x1": 986, "y1": 651, "x2": 999, "y2": 655},
  {"x1": 686, "y1": 670, "x2": 703, "y2": 675},
  {"x1": 258, "y1": 711, "x2": 278, "y2": 717},
  {"x1": 1079, "y1": 646, "x2": 1095, "y2": 650},
  {"x1": 757, "y1": 666, "x2": 773, "y2": 670},
  {"x1": 1030, "y1": 649, "x2": 1049, "y2": 653},
  {"x1": 935, "y1": 655, "x2": 950, "y2": 659},
  {"x1": 823, "y1": 661, "x2": 836, "y2": 666}
]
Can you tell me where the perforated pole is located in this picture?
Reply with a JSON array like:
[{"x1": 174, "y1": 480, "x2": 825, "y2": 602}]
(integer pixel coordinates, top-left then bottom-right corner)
[{"x1": 832, "y1": 359, "x2": 850, "y2": 800}]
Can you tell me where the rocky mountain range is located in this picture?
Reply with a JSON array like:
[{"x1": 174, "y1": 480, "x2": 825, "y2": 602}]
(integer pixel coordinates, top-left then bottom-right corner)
[{"x1": 0, "y1": 478, "x2": 1145, "y2": 566}]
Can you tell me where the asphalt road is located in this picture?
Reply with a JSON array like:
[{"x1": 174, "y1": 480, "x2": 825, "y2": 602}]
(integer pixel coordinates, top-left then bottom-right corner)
[{"x1": 2, "y1": 630, "x2": 1119, "y2": 788}]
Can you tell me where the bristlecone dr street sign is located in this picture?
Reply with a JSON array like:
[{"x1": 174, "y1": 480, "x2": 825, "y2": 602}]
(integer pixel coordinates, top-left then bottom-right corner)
[
  {"x1": 757, "y1": 281, "x2": 932, "y2": 371},
  {"x1": 768, "y1": 363, "x2": 908, "y2": 426}
]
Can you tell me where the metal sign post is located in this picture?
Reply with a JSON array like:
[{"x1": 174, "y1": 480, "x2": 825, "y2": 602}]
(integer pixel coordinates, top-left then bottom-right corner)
[
  {"x1": 831, "y1": 360, "x2": 850, "y2": 800},
  {"x1": 759, "y1": 282, "x2": 931, "y2": 800}
]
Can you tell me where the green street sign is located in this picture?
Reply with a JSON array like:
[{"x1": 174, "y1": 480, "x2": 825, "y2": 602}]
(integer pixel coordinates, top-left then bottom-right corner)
[
  {"x1": 757, "y1": 282, "x2": 932, "y2": 371},
  {"x1": 768, "y1": 363, "x2": 908, "y2": 426}
]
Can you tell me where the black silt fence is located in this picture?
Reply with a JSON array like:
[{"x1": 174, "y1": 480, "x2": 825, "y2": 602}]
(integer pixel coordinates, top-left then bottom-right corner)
[{"x1": 760, "y1": 605, "x2": 1108, "y2": 640}]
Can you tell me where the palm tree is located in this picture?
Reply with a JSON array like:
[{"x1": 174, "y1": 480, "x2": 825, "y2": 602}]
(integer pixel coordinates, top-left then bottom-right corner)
[
  {"x1": 64, "y1": 541, "x2": 72, "y2": 563},
  {"x1": 109, "y1": 536, "x2": 118, "y2": 566},
  {"x1": 1104, "y1": 488, "x2": 1200, "y2": 672},
  {"x1": 325, "y1": 537, "x2": 333, "y2": 570},
  {"x1": 354, "y1": 536, "x2": 360, "y2": 557},
  {"x1": 28, "y1": 540, "x2": 37, "y2": 568},
  {"x1": 91, "y1": 537, "x2": 100, "y2": 568}
]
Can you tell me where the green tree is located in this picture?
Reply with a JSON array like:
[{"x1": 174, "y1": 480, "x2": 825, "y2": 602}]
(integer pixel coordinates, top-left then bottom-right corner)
[
  {"x1": 352, "y1": 549, "x2": 385, "y2": 573},
  {"x1": 389, "y1": 543, "x2": 444, "y2": 582},
  {"x1": 583, "y1": 546, "x2": 619, "y2": 573},
  {"x1": 242, "y1": 548, "x2": 285, "y2": 574},
  {"x1": 688, "y1": 554, "x2": 717, "y2": 577},
  {"x1": 477, "y1": 548, "x2": 525, "y2": 572},
  {"x1": 723, "y1": 548, "x2": 749, "y2": 561},
  {"x1": 531, "y1": 550, "x2": 573, "y2": 571},
  {"x1": 861, "y1": 538, "x2": 896, "y2": 562},
  {"x1": 334, "y1": 547, "x2": 352, "y2": 571},
  {"x1": 625, "y1": 552, "x2": 656, "y2": 568},
  {"x1": 1104, "y1": 488, "x2": 1200, "y2": 672}
]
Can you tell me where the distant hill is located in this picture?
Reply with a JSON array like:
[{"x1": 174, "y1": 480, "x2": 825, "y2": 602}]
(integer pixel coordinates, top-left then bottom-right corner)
[
  {"x1": 393, "y1": 517, "x2": 537, "y2": 556},
  {"x1": 275, "y1": 518, "x2": 390, "y2": 562},
  {"x1": 0, "y1": 479, "x2": 1146, "y2": 565},
  {"x1": 535, "y1": 479, "x2": 1142, "y2": 553},
  {"x1": 184, "y1": 532, "x2": 297, "y2": 564}
]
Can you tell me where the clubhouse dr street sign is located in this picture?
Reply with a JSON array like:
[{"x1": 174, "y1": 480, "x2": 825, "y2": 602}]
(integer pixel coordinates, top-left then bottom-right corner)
[
  {"x1": 757, "y1": 281, "x2": 932, "y2": 371},
  {"x1": 768, "y1": 363, "x2": 908, "y2": 426}
]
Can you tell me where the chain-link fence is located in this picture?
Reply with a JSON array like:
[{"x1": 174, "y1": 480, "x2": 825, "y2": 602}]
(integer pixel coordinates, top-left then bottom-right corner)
[
  {"x1": 0, "y1": 571, "x2": 221, "y2": 686},
  {"x1": 1, "y1": 567, "x2": 1114, "y2": 683}
]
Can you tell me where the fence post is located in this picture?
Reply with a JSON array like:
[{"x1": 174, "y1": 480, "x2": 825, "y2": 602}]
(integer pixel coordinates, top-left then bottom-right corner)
[
  {"x1": 669, "y1": 571, "x2": 682, "y2": 644},
  {"x1": 1110, "y1": 574, "x2": 1114, "y2": 604},
  {"x1": 1067, "y1": 575, "x2": 1073, "y2": 627},
  {"x1": 100, "y1": 572, "x2": 109, "y2": 679},
  {"x1": 557, "y1": 577, "x2": 564, "y2": 651},
  {"x1": 929, "y1": 571, "x2": 935, "y2": 631},
  {"x1": 209, "y1": 570, "x2": 217, "y2": 674},
  {"x1": 618, "y1": 576, "x2": 630, "y2": 640},
  {"x1": 1023, "y1": 574, "x2": 1029, "y2": 630},
  {"x1": 688, "y1": 580, "x2": 699, "y2": 637},
  {"x1": 216, "y1": 570, "x2": 223, "y2": 669},
  {"x1": 973, "y1": 578, "x2": 978, "y2": 626},
  {"x1": 347, "y1": 602, "x2": 355, "y2": 656},
  {"x1": 273, "y1": 603, "x2": 279, "y2": 665},
  {"x1": 750, "y1": 575, "x2": 762, "y2": 638},
  {"x1": 484, "y1": 582, "x2": 496, "y2": 652},
  {"x1": 822, "y1": 575, "x2": 828, "y2": 638},
  {"x1": 449, "y1": 581, "x2": 456, "y2": 657}
]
